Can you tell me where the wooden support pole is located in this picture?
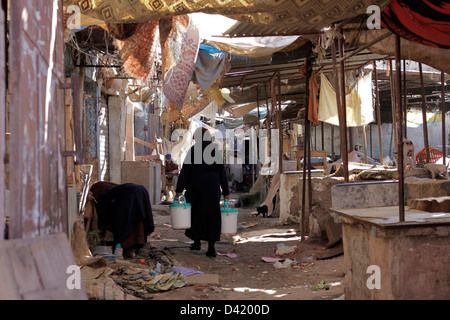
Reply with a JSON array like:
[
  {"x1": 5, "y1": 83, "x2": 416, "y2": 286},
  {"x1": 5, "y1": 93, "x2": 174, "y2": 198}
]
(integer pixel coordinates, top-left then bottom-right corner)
[
  {"x1": 264, "y1": 84, "x2": 271, "y2": 158},
  {"x1": 442, "y1": 71, "x2": 447, "y2": 166},
  {"x1": 403, "y1": 59, "x2": 408, "y2": 139},
  {"x1": 331, "y1": 125, "x2": 335, "y2": 160},
  {"x1": 389, "y1": 60, "x2": 397, "y2": 158},
  {"x1": 321, "y1": 122, "x2": 324, "y2": 151},
  {"x1": 338, "y1": 31, "x2": 349, "y2": 182},
  {"x1": 374, "y1": 63, "x2": 383, "y2": 163},
  {"x1": 314, "y1": 125, "x2": 317, "y2": 151},
  {"x1": 278, "y1": 72, "x2": 283, "y2": 174},
  {"x1": 270, "y1": 78, "x2": 277, "y2": 169},
  {"x1": 419, "y1": 63, "x2": 430, "y2": 163},
  {"x1": 301, "y1": 56, "x2": 312, "y2": 242},
  {"x1": 256, "y1": 85, "x2": 260, "y2": 163},
  {"x1": 363, "y1": 125, "x2": 368, "y2": 163},
  {"x1": 395, "y1": 35, "x2": 405, "y2": 222}
]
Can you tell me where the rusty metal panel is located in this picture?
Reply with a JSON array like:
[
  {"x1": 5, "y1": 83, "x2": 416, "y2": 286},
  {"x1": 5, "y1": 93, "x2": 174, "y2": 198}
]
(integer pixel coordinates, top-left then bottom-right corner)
[
  {"x1": 9, "y1": 0, "x2": 67, "y2": 239},
  {"x1": 0, "y1": 5, "x2": 5, "y2": 240}
]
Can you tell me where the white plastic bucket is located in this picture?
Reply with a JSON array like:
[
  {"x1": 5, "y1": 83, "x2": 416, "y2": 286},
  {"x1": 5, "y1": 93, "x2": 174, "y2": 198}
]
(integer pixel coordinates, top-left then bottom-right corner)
[
  {"x1": 221, "y1": 199, "x2": 238, "y2": 234},
  {"x1": 169, "y1": 195, "x2": 191, "y2": 230}
]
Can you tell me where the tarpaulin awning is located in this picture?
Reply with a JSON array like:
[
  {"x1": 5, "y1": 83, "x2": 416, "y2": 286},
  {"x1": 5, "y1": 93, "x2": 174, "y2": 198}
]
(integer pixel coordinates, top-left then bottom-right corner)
[
  {"x1": 382, "y1": 0, "x2": 450, "y2": 49},
  {"x1": 202, "y1": 36, "x2": 300, "y2": 58}
]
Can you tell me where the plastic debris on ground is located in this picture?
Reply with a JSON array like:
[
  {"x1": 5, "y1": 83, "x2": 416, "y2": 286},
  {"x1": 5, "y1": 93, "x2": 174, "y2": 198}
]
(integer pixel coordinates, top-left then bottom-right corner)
[{"x1": 275, "y1": 243, "x2": 299, "y2": 256}]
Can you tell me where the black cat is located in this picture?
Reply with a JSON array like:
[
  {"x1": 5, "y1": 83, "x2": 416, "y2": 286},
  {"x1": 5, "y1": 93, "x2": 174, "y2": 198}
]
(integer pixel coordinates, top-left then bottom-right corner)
[{"x1": 255, "y1": 205, "x2": 268, "y2": 218}]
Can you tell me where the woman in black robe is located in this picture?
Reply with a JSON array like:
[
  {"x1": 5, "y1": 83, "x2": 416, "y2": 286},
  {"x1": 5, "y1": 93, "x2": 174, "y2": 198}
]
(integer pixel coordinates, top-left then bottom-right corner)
[
  {"x1": 90, "y1": 181, "x2": 154, "y2": 258},
  {"x1": 176, "y1": 127, "x2": 230, "y2": 258}
]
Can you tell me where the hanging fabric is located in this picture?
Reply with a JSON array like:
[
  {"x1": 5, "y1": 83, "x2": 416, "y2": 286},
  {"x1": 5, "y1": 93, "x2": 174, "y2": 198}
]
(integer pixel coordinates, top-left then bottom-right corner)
[
  {"x1": 318, "y1": 72, "x2": 374, "y2": 127},
  {"x1": 162, "y1": 16, "x2": 200, "y2": 112},
  {"x1": 308, "y1": 71, "x2": 319, "y2": 125}
]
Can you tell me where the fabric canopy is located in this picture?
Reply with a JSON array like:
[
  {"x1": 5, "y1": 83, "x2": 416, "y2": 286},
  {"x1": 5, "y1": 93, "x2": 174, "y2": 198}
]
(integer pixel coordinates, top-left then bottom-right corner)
[
  {"x1": 382, "y1": 0, "x2": 450, "y2": 49},
  {"x1": 318, "y1": 72, "x2": 374, "y2": 127},
  {"x1": 63, "y1": 0, "x2": 391, "y2": 32}
]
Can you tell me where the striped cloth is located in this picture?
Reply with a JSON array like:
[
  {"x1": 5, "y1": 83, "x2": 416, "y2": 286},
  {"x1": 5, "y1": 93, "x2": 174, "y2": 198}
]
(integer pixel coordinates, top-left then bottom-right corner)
[{"x1": 382, "y1": 0, "x2": 450, "y2": 49}]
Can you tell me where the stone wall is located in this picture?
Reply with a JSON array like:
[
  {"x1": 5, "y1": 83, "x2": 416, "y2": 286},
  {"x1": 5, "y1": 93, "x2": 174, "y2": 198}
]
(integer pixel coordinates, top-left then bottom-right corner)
[
  {"x1": 281, "y1": 176, "x2": 450, "y2": 241},
  {"x1": 340, "y1": 215, "x2": 450, "y2": 300},
  {"x1": 279, "y1": 173, "x2": 344, "y2": 240}
]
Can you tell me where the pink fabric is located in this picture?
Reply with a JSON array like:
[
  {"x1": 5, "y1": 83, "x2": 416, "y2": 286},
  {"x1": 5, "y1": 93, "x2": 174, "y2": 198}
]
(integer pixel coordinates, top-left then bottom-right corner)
[{"x1": 163, "y1": 17, "x2": 200, "y2": 112}]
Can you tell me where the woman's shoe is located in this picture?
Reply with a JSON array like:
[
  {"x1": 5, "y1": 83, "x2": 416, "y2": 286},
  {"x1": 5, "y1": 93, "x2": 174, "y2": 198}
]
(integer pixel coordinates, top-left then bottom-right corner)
[
  {"x1": 190, "y1": 241, "x2": 201, "y2": 251},
  {"x1": 206, "y1": 248, "x2": 216, "y2": 258}
]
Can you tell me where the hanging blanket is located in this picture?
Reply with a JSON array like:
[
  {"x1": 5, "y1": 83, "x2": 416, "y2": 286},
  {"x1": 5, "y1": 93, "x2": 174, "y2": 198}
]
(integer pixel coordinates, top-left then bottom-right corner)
[
  {"x1": 162, "y1": 16, "x2": 200, "y2": 112},
  {"x1": 114, "y1": 21, "x2": 159, "y2": 82},
  {"x1": 193, "y1": 45, "x2": 230, "y2": 91}
]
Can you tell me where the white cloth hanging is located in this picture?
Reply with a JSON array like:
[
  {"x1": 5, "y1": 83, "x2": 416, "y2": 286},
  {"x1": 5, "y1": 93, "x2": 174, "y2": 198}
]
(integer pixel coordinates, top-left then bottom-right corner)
[{"x1": 318, "y1": 72, "x2": 374, "y2": 127}]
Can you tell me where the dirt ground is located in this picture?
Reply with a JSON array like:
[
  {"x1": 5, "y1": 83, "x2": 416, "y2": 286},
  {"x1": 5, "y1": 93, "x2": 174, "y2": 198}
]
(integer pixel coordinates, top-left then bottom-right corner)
[{"x1": 142, "y1": 193, "x2": 345, "y2": 301}]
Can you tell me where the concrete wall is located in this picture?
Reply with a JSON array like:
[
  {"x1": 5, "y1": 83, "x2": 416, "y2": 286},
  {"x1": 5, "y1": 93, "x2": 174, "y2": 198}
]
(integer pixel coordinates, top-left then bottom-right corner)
[
  {"x1": 108, "y1": 96, "x2": 127, "y2": 183},
  {"x1": 341, "y1": 217, "x2": 450, "y2": 300},
  {"x1": 332, "y1": 180, "x2": 450, "y2": 210},
  {"x1": 332, "y1": 180, "x2": 450, "y2": 299}
]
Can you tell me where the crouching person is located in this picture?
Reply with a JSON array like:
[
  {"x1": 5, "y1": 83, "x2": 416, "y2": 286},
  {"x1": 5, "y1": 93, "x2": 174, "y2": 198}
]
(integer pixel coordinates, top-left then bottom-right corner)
[{"x1": 88, "y1": 181, "x2": 155, "y2": 258}]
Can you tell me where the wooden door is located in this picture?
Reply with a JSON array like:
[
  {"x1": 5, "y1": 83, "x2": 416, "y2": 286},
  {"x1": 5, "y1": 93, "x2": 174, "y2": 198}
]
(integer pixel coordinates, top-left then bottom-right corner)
[{"x1": 8, "y1": 0, "x2": 67, "y2": 238}]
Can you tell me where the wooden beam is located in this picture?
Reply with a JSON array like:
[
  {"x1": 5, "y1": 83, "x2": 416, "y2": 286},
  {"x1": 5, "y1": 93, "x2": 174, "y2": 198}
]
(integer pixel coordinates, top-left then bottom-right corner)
[
  {"x1": 65, "y1": 78, "x2": 75, "y2": 187},
  {"x1": 338, "y1": 31, "x2": 349, "y2": 182},
  {"x1": 442, "y1": 71, "x2": 447, "y2": 166},
  {"x1": 135, "y1": 155, "x2": 162, "y2": 161},
  {"x1": 419, "y1": 63, "x2": 431, "y2": 163},
  {"x1": 301, "y1": 56, "x2": 312, "y2": 242},
  {"x1": 134, "y1": 137, "x2": 157, "y2": 150},
  {"x1": 278, "y1": 72, "x2": 283, "y2": 174},
  {"x1": 374, "y1": 63, "x2": 383, "y2": 163},
  {"x1": 395, "y1": 35, "x2": 405, "y2": 222},
  {"x1": 389, "y1": 60, "x2": 398, "y2": 158},
  {"x1": 403, "y1": 59, "x2": 408, "y2": 139},
  {"x1": 338, "y1": 31, "x2": 392, "y2": 64}
]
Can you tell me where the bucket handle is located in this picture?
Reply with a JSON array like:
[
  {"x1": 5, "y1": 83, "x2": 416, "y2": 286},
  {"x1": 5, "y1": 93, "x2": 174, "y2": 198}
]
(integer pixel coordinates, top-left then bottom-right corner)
[
  {"x1": 175, "y1": 194, "x2": 188, "y2": 208},
  {"x1": 223, "y1": 198, "x2": 230, "y2": 215}
]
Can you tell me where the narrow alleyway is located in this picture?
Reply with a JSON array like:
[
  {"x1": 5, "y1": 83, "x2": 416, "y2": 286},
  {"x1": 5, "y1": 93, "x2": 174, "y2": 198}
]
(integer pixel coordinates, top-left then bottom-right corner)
[{"x1": 82, "y1": 193, "x2": 345, "y2": 300}]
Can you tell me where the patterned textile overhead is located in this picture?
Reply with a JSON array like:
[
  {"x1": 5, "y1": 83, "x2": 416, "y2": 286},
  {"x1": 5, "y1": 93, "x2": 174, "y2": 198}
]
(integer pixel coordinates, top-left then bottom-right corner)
[
  {"x1": 381, "y1": 0, "x2": 450, "y2": 49},
  {"x1": 160, "y1": 16, "x2": 200, "y2": 111},
  {"x1": 113, "y1": 21, "x2": 159, "y2": 82},
  {"x1": 63, "y1": 0, "x2": 391, "y2": 33}
]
